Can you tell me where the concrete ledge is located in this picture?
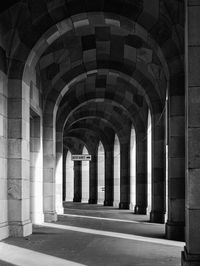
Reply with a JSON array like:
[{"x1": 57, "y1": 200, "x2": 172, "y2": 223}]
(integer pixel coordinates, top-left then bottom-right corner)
[
  {"x1": 44, "y1": 211, "x2": 57, "y2": 222},
  {"x1": 182, "y1": 247, "x2": 200, "y2": 265},
  {"x1": 166, "y1": 221, "x2": 185, "y2": 241},
  {"x1": 0, "y1": 222, "x2": 9, "y2": 240},
  {"x1": 9, "y1": 220, "x2": 32, "y2": 237},
  {"x1": 150, "y1": 210, "x2": 165, "y2": 223}
]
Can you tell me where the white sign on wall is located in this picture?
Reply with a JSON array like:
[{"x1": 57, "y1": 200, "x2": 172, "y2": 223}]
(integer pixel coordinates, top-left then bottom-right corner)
[{"x1": 71, "y1": 154, "x2": 92, "y2": 161}]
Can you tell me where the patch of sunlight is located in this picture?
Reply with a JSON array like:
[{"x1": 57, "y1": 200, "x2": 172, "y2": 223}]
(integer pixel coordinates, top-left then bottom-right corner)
[
  {"x1": 62, "y1": 213, "x2": 143, "y2": 224},
  {"x1": 42, "y1": 222, "x2": 185, "y2": 248},
  {"x1": 0, "y1": 243, "x2": 86, "y2": 266}
]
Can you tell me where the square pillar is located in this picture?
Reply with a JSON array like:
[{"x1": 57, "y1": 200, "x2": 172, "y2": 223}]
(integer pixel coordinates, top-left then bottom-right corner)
[
  {"x1": 43, "y1": 111, "x2": 57, "y2": 222},
  {"x1": 55, "y1": 131, "x2": 64, "y2": 214},
  {"x1": 73, "y1": 161, "x2": 82, "y2": 202},
  {"x1": 135, "y1": 133, "x2": 147, "y2": 214},
  {"x1": 7, "y1": 80, "x2": 32, "y2": 237},
  {"x1": 104, "y1": 150, "x2": 113, "y2": 206},
  {"x1": 119, "y1": 143, "x2": 130, "y2": 209},
  {"x1": 30, "y1": 113, "x2": 44, "y2": 224},
  {"x1": 150, "y1": 114, "x2": 165, "y2": 223},
  {"x1": 89, "y1": 153, "x2": 97, "y2": 204},
  {"x1": 0, "y1": 70, "x2": 9, "y2": 240},
  {"x1": 182, "y1": 1, "x2": 200, "y2": 264}
]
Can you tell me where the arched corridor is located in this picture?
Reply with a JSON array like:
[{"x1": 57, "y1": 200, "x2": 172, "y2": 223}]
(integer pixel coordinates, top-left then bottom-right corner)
[{"x1": 0, "y1": 1, "x2": 199, "y2": 265}]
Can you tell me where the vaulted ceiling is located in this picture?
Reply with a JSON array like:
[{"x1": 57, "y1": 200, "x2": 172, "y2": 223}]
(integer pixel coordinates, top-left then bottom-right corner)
[{"x1": 0, "y1": 0, "x2": 184, "y2": 154}]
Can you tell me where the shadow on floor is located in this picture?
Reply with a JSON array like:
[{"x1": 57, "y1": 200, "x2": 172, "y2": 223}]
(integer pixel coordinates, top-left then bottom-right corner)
[
  {"x1": 1, "y1": 202, "x2": 184, "y2": 266},
  {"x1": 61, "y1": 202, "x2": 165, "y2": 239},
  {"x1": 0, "y1": 260, "x2": 17, "y2": 266}
]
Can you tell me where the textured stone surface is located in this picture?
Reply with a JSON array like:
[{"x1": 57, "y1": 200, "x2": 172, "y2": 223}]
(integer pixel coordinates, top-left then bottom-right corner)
[{"x1": 0, "y1": 1, "x2": 190, "y2": 265}]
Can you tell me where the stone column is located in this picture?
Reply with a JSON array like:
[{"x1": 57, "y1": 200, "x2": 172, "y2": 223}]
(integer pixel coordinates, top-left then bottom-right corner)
[
  {"x1": 98, "y1": 143, "x2": 105, "y2": 204},
  {"x1": 113, "y1": 135, "x2": 120, "y2": 208},
  {"x1": 43, "y1": 113, "x2": 57, "y2": 222},
  {"x1": 182, "y1": 2, "x2": 200, "y2": 264},
  {"x1": 0, "y1": 70, "x2": 9, "y2": 240},
  {"x1": 7, "y1": 80, "x2": 32, "y2": 236},
  {"x1": 62, "y1": 149, "x2": 67, "y2": 202},
  {"x1": 73, "y1": 161, "x2": 82, "y2": 202},
  {"x1": 150, "y1": 114, "x2": 165, "y2": 223},
  {"x1": 166, "y1": 81, "x2": 185, "y2": 239},
  {"x1": 104, "y1": 150, "x2": 113, "y2": 206},
  {"x1": 166, "y1": 90, "x2": 185, "y2": 240},
  {"x1": 55, "y1": 131, "x2": 64, "y2": 214},
  {"x1": 89, "y1": 153, "x2": 97, "y2": 204},
  {"x1": 119, "y1": 143, "x2": 130, "y2": 209},
  {"x1": 30, "y1": 114, "x2": 44, "y2": 224},
  {"x1": 135, "y1": 134, "x2": 147, "y2": 214}
]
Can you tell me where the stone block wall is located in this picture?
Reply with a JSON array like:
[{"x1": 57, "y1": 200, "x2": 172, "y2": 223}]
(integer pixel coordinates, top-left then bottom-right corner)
[{"x1": 0, "y1": 69, "x2": 8, "y2": 240}]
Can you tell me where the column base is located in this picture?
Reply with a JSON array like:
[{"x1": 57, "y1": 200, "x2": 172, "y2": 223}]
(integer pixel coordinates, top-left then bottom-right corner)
[
  {"x1": 119, "y1": 202, "x2": 129, "y2": 209},
  {"x1": 31, "y1": 212, "x2": 44, "y2": 224},
  {"x1": 150, "y1": 210, "x2": 165, "y2": 223},
  {"x1": 166, "y1": 221, "x2": 185, "y2": 241},
  {"x1": 56, "y1": 207, "x2": 64, "y2": 215},
  {"x1": 0, "y1": 222, "x2": 9, "y2": 240},
  {"x1": 88, "y1": 199, "x2": 97, "y2": 204},
  {"x1": 81, "y1": 199, "x2": 88, "y2": 203},
  {"x1": 104, "y1": 200, "x2": 113, "y2": 206},
  {"x1": 9, "y1": 220, "x2": 32, "y2": 237},
  {"x1": 134, "y1": 205, "x2": 147, "y2": 214},
  {"x1": 44, "y1": 211, "x2": 57, "y2": 222},
  {"x1": 129, "y1": 203, "x2": 135, "y2": 211},
  {"x1": 113, "y1": 200, "x2": 120, "y2": 208},
  {"x1": 182, "y1": 247, "x2": 200, "y2": 265},
  {"x1": 73, "y1": 197, "x2": 81, "y2": 202}
]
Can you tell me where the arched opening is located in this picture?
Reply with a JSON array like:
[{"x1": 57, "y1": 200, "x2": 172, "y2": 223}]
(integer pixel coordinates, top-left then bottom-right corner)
[
  {"x1": 81, "y1": 146, "x2": 89, "y2": 203},
  {"x1": 147, "y1": 110, "x2": 152, "y2": 214},
  {"x1": 130, "y1": 126, "x2": 136, "y2": 211},
  {"x1": 97, "y1": 142, "x2": 105, "y2": 204},
  {"x1": 65, "y1": 150, "x2": 74, "y2": 202},
  {"x1": 113, "y1": 135, "x2": 120, "y2": 208}
]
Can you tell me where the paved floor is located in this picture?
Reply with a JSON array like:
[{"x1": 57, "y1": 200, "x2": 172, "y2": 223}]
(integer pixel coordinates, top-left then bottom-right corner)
[{"x1": 0, "y1": 202, "x2": 184, "y2": 266}]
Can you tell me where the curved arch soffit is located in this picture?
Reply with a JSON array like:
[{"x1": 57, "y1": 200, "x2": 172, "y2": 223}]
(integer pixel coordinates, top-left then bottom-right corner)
[
  {"x1": 20, "y1": 13, "x2": 173, "y2": 120},
  {"x1": 57, "y1": 97, "x2": 146, "y2": 133}
]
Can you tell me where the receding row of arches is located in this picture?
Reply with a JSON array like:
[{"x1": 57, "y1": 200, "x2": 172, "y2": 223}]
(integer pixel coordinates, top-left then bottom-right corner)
[
  {"x1": 62, "y1": 112, "x2": 155, "y2": 216},
  {"x1": 1, "y1": 1, "x2": 195, "y2": 265}
]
